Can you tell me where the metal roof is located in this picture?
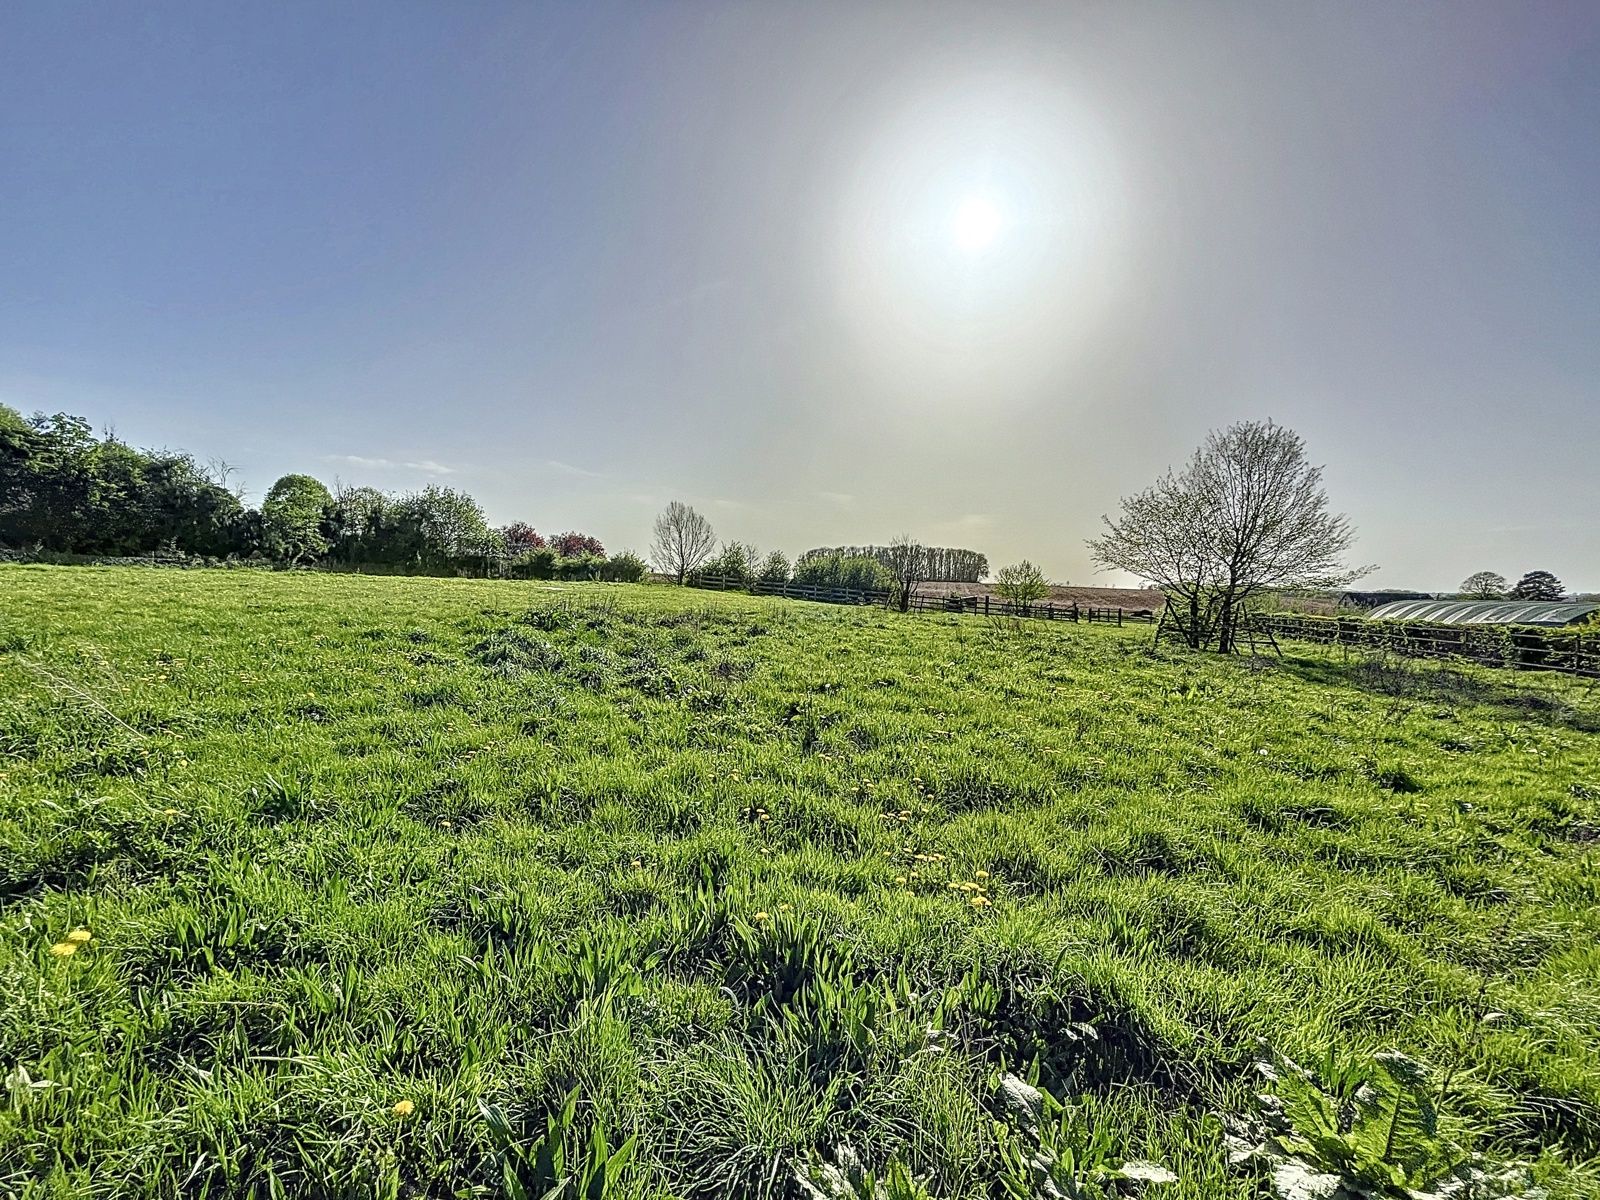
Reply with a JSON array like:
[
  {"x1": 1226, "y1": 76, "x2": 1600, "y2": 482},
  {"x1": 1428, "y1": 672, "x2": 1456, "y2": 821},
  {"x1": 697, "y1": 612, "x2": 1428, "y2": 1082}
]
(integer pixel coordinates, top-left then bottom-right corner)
[{"x1": 1366, "y1": 599, "x2": 1599, "y2": 627}]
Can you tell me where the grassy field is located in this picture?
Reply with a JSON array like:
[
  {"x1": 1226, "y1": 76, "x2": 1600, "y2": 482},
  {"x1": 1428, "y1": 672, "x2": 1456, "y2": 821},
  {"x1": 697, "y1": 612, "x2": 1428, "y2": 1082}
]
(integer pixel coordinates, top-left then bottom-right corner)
[{"x1": 2, "y1": 566, "x2": 1598, "y2": 1199}]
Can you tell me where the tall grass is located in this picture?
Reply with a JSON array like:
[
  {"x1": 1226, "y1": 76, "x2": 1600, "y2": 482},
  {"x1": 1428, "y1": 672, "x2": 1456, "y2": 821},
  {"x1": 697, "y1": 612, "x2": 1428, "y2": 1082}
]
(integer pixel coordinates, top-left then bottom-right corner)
[{"x1": 1, "y1": 566, "x2": 1596, "y2": 1197}]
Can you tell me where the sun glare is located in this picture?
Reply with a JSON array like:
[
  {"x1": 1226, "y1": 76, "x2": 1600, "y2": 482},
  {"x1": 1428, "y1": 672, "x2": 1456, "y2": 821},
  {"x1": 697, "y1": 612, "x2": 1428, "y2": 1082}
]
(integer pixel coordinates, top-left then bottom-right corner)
[{"x1": 951, "y1": 195, "x2": 1004, "y2": 252}]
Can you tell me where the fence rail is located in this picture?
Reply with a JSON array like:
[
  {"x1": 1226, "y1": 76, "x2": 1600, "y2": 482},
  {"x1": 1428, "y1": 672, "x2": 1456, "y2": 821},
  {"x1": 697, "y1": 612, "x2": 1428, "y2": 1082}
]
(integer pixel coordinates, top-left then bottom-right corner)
[
  {"x1": 689, "y1": 574, "x2": 891, "y2": 606},
  {"x1": 1258, "y1": 613, "x2": 1600, "y2": 681},
  {"x1": 905, "y1": 592, "x2": 1156, "y2": 624},
  {"x1": 689, "y1": 574, "x2": 1159, "y2": 626}
]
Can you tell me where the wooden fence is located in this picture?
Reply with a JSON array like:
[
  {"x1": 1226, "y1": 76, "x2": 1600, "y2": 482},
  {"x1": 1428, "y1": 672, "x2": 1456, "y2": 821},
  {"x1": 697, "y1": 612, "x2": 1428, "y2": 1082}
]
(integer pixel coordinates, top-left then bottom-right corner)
[
  {"x1": 690, "y1": 573, "x2": 1157, "y2": 626},
  {"x1": 689, "y1": 574, "x2": 891, "y2": 606},
  {"x1": 904, "y1": 592, "x2": 1156, "y2": 624},
  {"x1": 1258, "y1": 613, "x2": 1600, "y2": 681}
]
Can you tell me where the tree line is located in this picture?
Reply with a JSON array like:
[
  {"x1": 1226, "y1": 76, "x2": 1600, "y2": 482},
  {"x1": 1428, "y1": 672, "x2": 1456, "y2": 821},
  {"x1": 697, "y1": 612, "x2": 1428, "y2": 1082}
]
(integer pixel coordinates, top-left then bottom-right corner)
[
  {"x1": 0, "y1": 406, "x2": 644, "y2": 580},
  {"x1": 796, "y1": 544, "x2": 988, "y2": 583},
  {"x1": 1457, "y1": 570, "x2": 1568, "y2": 602}
]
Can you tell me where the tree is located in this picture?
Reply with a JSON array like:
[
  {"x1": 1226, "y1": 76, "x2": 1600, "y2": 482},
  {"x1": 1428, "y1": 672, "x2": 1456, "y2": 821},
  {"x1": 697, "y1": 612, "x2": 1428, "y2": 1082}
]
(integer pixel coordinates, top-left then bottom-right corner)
[
  {"x1": 699, "y1": 541, "x2": 756, "y2": 585},
  {"x1": 1089, "y1": 420, "x2": 1368, "y2": 651},
  {"x1": 392, "y1": 485, "x2": 492, "y2": 566},
  {"x1": 1510, "y1": 570, "x2": 1564, "y2": 602},
  {"x1": 883, "y1": 535, "x2": 927, "y2": 612},
  {"x1": 995, "y1": 560, "x2": 1051, "y2": 608},
  {"x1": 651, "y1": 501, "x2": 716, "y2": 585},
  {"x1": 758, "y1": 550, "x2": 791, "y2": 584},
  {"x1": 550, "y1": 531, "x2": 604, "y2": 558},
  {"x1": 500, "y1": 522, "x2": 545, "y2": 553},
  {"x1": 261, "y1": 474, "x2": 332, "y2": 564},
  {"x1": 1459, "y1": 571, "x2": 1507, "y2": 599}
]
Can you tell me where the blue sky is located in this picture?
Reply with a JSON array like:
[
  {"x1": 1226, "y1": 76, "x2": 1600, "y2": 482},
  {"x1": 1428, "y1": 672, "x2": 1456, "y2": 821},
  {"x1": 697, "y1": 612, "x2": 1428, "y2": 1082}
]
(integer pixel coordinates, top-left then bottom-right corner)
[{"x1": 3, "y1": 2, "x2": 1596, "y2": 589}]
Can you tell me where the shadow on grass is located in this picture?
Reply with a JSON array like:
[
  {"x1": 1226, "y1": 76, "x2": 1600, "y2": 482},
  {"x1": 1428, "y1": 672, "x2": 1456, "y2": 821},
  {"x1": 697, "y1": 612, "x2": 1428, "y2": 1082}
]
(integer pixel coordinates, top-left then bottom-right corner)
[{"x1": 1271, "y1": 651, "x2": 1600, "y2": 732}]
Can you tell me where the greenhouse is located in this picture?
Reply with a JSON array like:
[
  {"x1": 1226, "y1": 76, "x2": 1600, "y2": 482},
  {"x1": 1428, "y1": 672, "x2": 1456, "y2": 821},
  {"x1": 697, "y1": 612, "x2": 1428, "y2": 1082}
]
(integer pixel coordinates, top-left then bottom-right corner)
[{"x1": 1366, "y1": 599, "x2": 1599, "y2": 627}]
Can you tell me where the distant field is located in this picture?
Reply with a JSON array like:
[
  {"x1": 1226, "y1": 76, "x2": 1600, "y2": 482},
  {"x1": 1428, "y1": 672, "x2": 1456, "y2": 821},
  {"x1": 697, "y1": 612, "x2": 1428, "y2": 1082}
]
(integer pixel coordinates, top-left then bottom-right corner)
[{"x1": 2, "y1": 567, "x2": 1598, "y2": 1198}]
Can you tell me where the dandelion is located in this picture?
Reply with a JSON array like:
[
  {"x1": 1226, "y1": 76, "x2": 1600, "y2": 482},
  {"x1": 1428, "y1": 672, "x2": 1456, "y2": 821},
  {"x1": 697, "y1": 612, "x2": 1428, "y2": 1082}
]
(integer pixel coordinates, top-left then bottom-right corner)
[
  {"x1": 970, "y1": 896, "x2": 991, "y2": 908},
  {"x1": 49, "y1": 942, "x2": 77, "y2": 957},
  {"x1": 754, "y1": 911, "x2": 770, "y2": 922},
  {"x1": 391, "y1": 1099, "x2": 415, "y2": 1116},
  {"x1": 758, "y1": 813, "x2": 771, "y2": 822},
  {"x1": 161, "y1": 808, "x2": 180, "y2": 817},
  {"x1": 66, "y1": 929, "x2": 92, "y2": 945},
  {"x1": 894, "y1": 876, "x2": 908, "y2": 886},
  {"x1": 630, "y1": 859, "x2": 643, "y2": 869},
  {"x1": 778, "y1": 903, "x2": 793, "y2": 912},
  {"x1": 975, "y1": 870, "x2": 990, "y2": 880}
]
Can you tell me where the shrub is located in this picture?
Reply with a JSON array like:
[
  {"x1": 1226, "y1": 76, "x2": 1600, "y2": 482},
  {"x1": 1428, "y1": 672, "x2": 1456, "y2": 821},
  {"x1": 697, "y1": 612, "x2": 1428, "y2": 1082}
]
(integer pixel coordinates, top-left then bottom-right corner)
[{"x1": 600, "y1": 551, "x2": 648, "y2": 583}]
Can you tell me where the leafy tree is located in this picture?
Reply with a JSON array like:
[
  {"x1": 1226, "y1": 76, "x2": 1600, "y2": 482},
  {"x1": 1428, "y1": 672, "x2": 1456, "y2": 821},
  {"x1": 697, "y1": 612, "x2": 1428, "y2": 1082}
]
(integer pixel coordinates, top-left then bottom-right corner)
[
  {"x1": 995, "y1": 560, "x2": 1051, "y2": 607},
  {"x1": 1509, "y1": 570, "x2": 1564, "y2": 602},
  {"x1": 758, "y1": 550, "x2": 790, "y2": 584},
  {"x1": 700, "y1": 540, "x2": 757, "y2": 584},
  {"x1": 1458, "y1": 570, "x2": 1507, "y2": 599},
  {"x1": 393, "y1": 485, "x2": 491, "y2": 566},
  {"x1": 550, "y1": 531, "x2": 604, "y2": 558},
  {"x1": 1089, "y1": 420, "x2": 1367, "y2": 651},
  {"x1": 651, "y1": 501, "x2": 716, "y2": 585},
  {"x1": 261, "y1": 474, "x2": 332, "y2": 565},
  {"x1": 500, "y1": 522, "x2": 545, "y2": 552},
  {"x1": 327, "y1": 486, "x2": 391, "y2": 563}
]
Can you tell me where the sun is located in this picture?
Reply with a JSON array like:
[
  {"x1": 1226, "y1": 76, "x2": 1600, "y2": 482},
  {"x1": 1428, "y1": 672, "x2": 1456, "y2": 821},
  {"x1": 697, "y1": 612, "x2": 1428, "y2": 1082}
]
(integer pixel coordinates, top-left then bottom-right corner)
[{"x1": 950, "y1": 194, "x2": 1004, "y2": 252}]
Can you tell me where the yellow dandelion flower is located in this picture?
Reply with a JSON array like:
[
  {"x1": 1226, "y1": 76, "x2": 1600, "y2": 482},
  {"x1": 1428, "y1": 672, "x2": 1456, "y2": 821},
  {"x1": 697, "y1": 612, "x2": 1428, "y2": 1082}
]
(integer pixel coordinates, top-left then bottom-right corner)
[
  {"x1": 391, "y1": 1099, "x2": 415, "y2": 1116},
  {"x1": 894, "y1": 876, "x2": 908, "y2": 885},
  {"x1": 49, "y1": 942, "x2": 77, "y2": 957},
  {"x1": 970, "y1": 896, "x2": 991, "y2": 908},
  {"x1": 66, "y1": 929, "x2": 92, "y2": 945},
  {"x1": 947, "y1": 883, "x2": 961, "y2": 891},
  {"x1": 162, "y1": 808, "x2": 180, "y2": 817},
  {"x1": 630, "y1": 859, "x2": 643, "y2": 869},
  {"x1": 758, "y1": 813, "x2": 770, "y2": 821},
  {"x1": 778, "y1": 903, "x2": 793, "y2": 912},
  {"x1": 975, "y1": 870, "x2": 990, "y2": 880},
  {"x1": 754, "y1": 911, "x2": 770, "y2": 922}
]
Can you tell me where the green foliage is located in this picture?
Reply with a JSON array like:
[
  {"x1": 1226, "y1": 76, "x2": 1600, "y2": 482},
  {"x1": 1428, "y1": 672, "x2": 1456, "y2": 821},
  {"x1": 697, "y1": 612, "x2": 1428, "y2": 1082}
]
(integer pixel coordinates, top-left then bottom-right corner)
[
  {"x1": 758, "y1": 550, "x2": 791, "y2": 584},
  {"x1": 481, "y1": 1086, "x2": 637, "y2": 1200},
  {"x1": 1, "y1": 567, "x2": 1597, "y2": 1198},
  {"x1": 599, "y1": 552, "x2": 648, "y2": 583},
  {"x1": 792, "y1": 553, "x2": 892, "y2": 593},
  {"x1": 261, "y1": 473, "x2": 332, "y2": 563},
  {"x1": 995, "y1": 561, "x2": 1051, "y2": 608},
  {"x1": 1, "y1": 406, "x2": 248, "y2": 556},
  {"x1": 1264, "y1": 1049, "x2": 1462, "y2": 1192}
]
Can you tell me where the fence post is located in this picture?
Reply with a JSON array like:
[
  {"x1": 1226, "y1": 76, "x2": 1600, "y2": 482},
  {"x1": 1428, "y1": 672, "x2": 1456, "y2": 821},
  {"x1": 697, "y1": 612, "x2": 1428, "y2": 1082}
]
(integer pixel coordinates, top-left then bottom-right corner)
[
  {"x1": 983, "y1": 595, "x2": 990, "y2": 617},
  {"x1": 1117, "y1": 608, "x2": 1123, "y2": 627}
]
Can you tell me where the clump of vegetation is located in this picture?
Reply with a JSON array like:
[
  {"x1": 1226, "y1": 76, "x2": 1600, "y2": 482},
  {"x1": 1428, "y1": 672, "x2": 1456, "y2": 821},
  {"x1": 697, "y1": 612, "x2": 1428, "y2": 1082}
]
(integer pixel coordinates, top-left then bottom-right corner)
[{"x1": 1, "y1": 567, "x2": 1597, "y2": 1197}]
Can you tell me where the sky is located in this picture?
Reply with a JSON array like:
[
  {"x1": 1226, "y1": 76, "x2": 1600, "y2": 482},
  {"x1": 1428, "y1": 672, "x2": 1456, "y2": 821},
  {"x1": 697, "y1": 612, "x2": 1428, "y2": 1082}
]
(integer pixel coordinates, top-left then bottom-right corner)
[{"x1": 3, "y1": 1, "x2": 1597, "y2": 591}]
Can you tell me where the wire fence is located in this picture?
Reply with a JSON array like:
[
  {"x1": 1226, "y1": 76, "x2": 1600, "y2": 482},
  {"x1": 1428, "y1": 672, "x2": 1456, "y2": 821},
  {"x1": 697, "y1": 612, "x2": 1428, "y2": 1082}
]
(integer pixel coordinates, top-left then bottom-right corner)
[{"x1": 1258, "y1": 613, "x2": 1600, "y2": 681}]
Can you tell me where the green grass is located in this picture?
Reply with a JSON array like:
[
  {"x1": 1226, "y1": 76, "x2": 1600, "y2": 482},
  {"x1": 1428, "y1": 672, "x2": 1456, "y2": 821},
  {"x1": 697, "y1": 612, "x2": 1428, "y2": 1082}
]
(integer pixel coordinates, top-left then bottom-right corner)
[{"x1": 1, "y1": 566, "x2": 1597, "y2": 1198}]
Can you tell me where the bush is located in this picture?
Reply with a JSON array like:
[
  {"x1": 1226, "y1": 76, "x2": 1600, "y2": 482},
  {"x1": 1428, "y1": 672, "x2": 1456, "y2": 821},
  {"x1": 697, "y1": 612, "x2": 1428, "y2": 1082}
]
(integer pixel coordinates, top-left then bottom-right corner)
[
  {"x1": 600, "y1": 551, "x2": 648, "y2": 583},
  {"x1": 554, "y1": 553, "x2": 603, "y2": 581},
  {"x1": 512, "y1": 546, "x2": 559, "y2": 579}
]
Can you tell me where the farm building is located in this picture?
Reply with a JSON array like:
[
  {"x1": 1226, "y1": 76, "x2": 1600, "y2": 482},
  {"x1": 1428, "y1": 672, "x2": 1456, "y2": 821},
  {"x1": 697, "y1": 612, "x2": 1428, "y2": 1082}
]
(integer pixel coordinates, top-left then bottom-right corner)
[{"x1": 1367, "y1": 599, "x2": 1599, "y2": 627}]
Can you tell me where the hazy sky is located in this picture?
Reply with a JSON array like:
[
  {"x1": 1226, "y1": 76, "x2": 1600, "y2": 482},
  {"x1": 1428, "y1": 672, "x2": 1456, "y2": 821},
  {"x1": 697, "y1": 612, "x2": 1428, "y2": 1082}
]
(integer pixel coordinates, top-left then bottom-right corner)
[{"x1": 3, "y1": 2, "x2": 1597, "y2": 590}]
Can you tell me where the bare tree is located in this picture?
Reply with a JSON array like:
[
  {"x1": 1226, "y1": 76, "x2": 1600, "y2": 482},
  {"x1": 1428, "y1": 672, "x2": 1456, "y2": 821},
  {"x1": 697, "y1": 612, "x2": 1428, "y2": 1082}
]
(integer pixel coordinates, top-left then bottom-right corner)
[
  {"x1": 1090, "y1": 420, "x2": 1368, "y2": 651},
  {"x1": 883, "y1": 534, "x2": 927, "y2": 612},
  {"x1": 651, "y1": 501, "x2": 716, "y2": 585},
  {"x1": 740, "y1": 542, "x2": 763, "y2": 580},
  {"x1": 994, "y1": 560, "x2": 1051, "y2": 608},
  {"x1": 1459, "y1": 570, "x2": 1507, "y2": 599}
]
